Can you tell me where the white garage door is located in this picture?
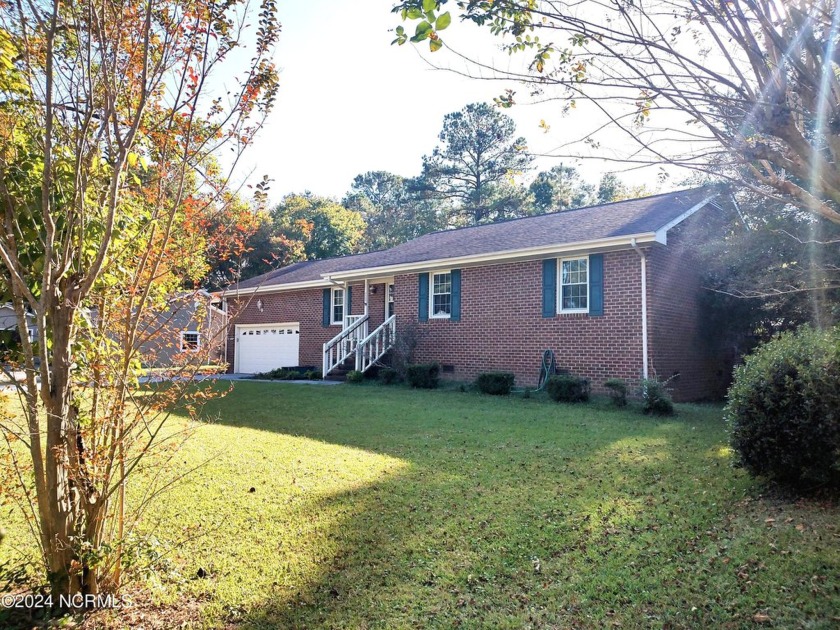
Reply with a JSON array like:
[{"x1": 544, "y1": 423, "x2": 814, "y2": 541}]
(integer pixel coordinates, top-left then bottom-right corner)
[{"x1": 236, "y1": 323, "x2": 300, "y2": 373}]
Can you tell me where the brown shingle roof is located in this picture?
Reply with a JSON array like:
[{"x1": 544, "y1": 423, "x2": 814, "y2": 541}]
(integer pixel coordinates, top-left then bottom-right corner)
[{"x1": 232, "y1": 187, "x2": 715, "y2": 290}]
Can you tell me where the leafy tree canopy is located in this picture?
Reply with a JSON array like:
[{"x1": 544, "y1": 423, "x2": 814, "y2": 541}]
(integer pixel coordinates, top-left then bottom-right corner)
[
  {"x1": 392, "y1": 0, "x2": 840, "y2": 226},
  {"x1": 272, "y1": 193, "x2": 365, "y2": 261},
  {"x1": 344, "y1": 171, "x2": 444, "y2": 250},
  {"x1": 419, "y1": 102, "x2": 534, "y2": 225}
]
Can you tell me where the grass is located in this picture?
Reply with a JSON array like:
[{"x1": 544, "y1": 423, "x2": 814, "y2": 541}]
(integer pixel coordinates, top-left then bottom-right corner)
[{"x1": 1, "y1": 382, "x2": 838, "y2": 628}]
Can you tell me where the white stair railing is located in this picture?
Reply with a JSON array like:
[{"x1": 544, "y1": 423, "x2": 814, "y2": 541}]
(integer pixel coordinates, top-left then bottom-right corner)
[
  {"x1": 355, "y1": 315, "x2": 396, "y2": 373},
  {"x1": 322, "y1": 314, "x2": 369, "y2": 377}
]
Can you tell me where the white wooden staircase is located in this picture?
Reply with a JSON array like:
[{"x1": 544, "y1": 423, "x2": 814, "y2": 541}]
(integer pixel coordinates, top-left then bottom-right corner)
[{"x1": 322, "y1": 315, "x2": 396, "y2": 379}]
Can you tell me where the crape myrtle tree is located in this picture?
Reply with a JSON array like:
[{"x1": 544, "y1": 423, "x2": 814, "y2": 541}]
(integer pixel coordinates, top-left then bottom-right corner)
[
  {"x1": 418, "y1": 102, "x2": 534, "y2": 225},
  {"x1": 392, "y1": 0, "x2": 840, "y2": 226},
  {"x1": 0, "y1": 0, "x2": 278, "y2": 600}
]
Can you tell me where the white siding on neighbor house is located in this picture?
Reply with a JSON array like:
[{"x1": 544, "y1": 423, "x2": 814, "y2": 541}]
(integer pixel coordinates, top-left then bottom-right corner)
[{"x1": 0, "y1": 305, "x2": 36, "y2": 340}]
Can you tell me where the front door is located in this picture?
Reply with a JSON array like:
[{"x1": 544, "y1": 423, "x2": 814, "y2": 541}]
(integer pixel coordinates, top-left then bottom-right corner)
[{"x1": 386, "y1": 283, "x2": 395, "y2": 318}]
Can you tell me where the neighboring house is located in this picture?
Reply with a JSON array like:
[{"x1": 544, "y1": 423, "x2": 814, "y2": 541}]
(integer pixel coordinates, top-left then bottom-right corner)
[
  {"x1": 137, "y1": 290, "x2": 228, "y2": 367},
  {"x1": 0, "y1": 303, "x2": 37, "y2": 343},
  {"x1": 222, "y1": 187, "x2": 730, "y2": 401}
]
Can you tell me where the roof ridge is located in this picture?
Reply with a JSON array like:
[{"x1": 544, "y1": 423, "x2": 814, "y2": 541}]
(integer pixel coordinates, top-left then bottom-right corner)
[{"x1": 410, "y1": 185, "x2": 711, "y2": 240}]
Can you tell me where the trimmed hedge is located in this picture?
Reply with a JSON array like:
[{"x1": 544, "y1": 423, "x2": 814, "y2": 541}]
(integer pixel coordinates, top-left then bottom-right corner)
[
  {"x1": 475, "y1": 372, "x2": 515, "y2": 396},
  {"x1": 726, "y1": 326, "x2": 840, "y2": 490},
  {"x1": 252, "y1": 366, "x2": 314, "y2": 381},
  {"x1": 546, "y1": 374, "x2": 590, "y2": 403},
  {"x1": 406, "y1": 363, "x2": 440, "y2": 389}
]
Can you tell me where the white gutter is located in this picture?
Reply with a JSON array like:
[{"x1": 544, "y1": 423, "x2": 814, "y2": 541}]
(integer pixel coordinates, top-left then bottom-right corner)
[
  {"x1": 219, "y1": 278, "x2": 333, "y2": 298},
  {"x1": 630, "y1": 238, "x2": 649, "y2": 380}
]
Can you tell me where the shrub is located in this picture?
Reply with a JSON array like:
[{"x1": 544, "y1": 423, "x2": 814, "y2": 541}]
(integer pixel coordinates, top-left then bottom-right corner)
[
  {"x1": 405, "y1": 363, "x2": 440, "y2": 389},
  {"x1": 346, "y1": 370, "x2": 365, "y2": 384},
  {"x1": 604, "y1": 378, "x2": 628, "y2": 407},
  {"x1": 640, "y1": 378, "x2": 674, "y2": 415},
  {"x1": 726, "y1": 326, "x2": 840, "y2": 490},
  {"x1": 475, "y1": 372, "x2": 515, "y2": 396},
  {"x1": 378, "y1": 367, "x2": 400, "y2": 385},
  {"x1": 304, "y1": 370, "x2": 322, "y2": 380},
  {"x1": 546, "y1": 374, "x2": 590, "y2": 403}
]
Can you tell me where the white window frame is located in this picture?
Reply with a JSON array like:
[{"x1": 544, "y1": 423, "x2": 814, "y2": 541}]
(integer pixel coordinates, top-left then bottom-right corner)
[
  {"x1": 558, "y1": 256, "x2": 590, "y2": 314},
  {"x1": 430, "y1": 271, "x2": 453, "y2": 320},
  {"x1": 180, "y1": 330, "x2": 201, "y2": 351},
  {"x1": 330, "y1": 287, "x2": 345, "y2": 326},
  {"x1": 386, "y1": 282, "x2": 395, "y2": 319}
]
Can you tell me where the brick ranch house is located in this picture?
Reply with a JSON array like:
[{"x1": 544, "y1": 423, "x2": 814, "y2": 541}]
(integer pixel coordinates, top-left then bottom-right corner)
[{"x1": 221, "y1": 187, "x2": 731, "y2": 401}]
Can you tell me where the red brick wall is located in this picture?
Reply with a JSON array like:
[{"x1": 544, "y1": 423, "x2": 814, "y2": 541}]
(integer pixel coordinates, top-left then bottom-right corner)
[
  {"x1": 225, "y1": 281, "x2": 386, "y2": 370},
  {"x1": 226, "y1": 241, "x2": 724, "y2": 400},
  {"x1": 647, "y1": 219, "x2": 728, "y2": 401},
  {"x1": 394, "y1": 251, "x2": 648, "y2": 394}
]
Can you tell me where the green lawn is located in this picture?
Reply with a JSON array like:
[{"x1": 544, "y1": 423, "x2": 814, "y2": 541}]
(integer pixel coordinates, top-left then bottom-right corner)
[{"x1": 2, "y1": 382, "x2": 838, "y2": 628}]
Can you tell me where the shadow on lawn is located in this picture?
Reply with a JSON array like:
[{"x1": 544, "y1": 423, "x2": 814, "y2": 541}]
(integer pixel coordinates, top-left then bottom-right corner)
[{"x1": 196, "y1": 383, "x2": 749, "y2": 628}]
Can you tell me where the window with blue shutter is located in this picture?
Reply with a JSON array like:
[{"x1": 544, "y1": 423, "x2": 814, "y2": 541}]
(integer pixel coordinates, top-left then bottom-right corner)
[
  {"x1": 589, "y1": 254, "x2": 604, "y2": 316},
  {"x1": 542, "y1": 259, "x2": 557, "y2": 317},
  {"x1": 322, "y1": 288, "x2": 330, "y2": 327},
  {"x1": 451, "y1": 269, "x2": 461, "y2": 321},
  {"x1": 418, "y1": 273, "x2": 429, "y2": 322}
]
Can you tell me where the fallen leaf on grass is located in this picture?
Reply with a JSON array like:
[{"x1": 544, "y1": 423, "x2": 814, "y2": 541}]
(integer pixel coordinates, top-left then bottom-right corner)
[{"x1": 752, "y1": 612, "x2": 772, "y2": 623}]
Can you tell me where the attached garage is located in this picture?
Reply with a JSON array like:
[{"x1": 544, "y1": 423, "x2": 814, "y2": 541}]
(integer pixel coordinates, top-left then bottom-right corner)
[{"x1": 234, "y1": 322, "x2": 300, "y2": 373}]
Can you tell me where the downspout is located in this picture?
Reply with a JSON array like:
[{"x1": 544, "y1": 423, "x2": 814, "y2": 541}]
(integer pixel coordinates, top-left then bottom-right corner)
[
  {"x1": 221, "y1": 297, "x2": 228, "y2": 367},
  {"x1": 630, "y1": 239, "x2": 649, "y2": 380}
]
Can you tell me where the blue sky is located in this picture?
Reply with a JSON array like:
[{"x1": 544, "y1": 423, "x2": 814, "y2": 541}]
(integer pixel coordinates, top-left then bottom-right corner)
[{"x1": 232, "y1": 1, "x2": 673, "y2": 204}]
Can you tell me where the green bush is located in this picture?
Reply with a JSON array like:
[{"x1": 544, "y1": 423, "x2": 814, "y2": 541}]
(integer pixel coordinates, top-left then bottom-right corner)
[
  {"x1": 346, "y1": 370, "x2": 365, "y2": 384},
  {"x1": 640, "y1": 378, "x2": 674, "y2": 415},
  {"x1": 726, "y1": 326, "x2": 840, "y2": 490},
  {"x1": 378, "y1": 368, "x2": 400, "y2": 385},
  {"x1": 405, "y1": 363, "x2": 440, "y2": 389},
  {"x1": 475, "y1": 372, "x2": 515, "y2": 396},
  {"x1": 252, "y1": 366, "x2": 316, "y2": 380},
  {"x1": 546, "y1": 374, "x2": 590, "y2": 403},
  {"x1": 604, "y1": 378, "x2": 628, "y2": 407}
]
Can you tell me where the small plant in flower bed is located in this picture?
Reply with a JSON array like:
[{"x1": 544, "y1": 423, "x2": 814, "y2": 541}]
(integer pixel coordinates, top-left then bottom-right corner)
[
  {"x1": 405, "y1": 363, "x2": 440, "y2": 389},
  {"x1": 378, "y1": 368, "x2": 401, "y2": 385},
  {"x1": 475, "y1": 372, "x2": 515, "y2": 396},
  {"x1": 345, "y1": 370, "x2": 365, "y2": 384},
  {"x1": 304, "y1": 370, "x2": 322, "y2": 380},
  {"x1": 546, "y1": 374, "x2": 590, "y2": 403},
  {"x1": 604, "y1": 378, "x2": 628, "y2": 407},
  {"x1": 640, "y1": 378, "x2": 675, "y2": 416}
]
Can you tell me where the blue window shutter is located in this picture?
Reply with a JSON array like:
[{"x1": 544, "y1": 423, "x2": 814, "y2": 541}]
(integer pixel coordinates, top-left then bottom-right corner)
[
  {"x1": 451, "y1": 269, "x2": 461, "y2": 321},
  {"x1": 589, "y1": 254, "x2": 604, "y2": 316},
  {"x1": 542, "y1": 259, "x2": 557, "y2": 318},
  {"x1": 418, "y1": 273, "x2": 429, "y2": 322},
  {"x1": 322, "y1": 288, "x2": 330, "y2": 327},
  {"x1": 346, "y1": 286, "x2": 352, "y2": 317}
]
